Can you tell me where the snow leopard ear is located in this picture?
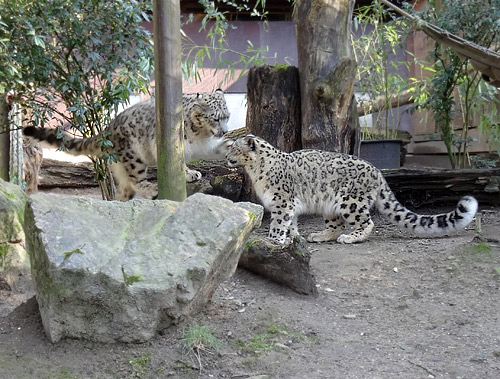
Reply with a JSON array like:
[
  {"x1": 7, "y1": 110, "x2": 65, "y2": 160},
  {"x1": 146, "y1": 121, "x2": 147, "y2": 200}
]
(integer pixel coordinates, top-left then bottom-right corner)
[
  {"x1": 215, "y1": 88, "x2": 224, "y2": 94},
  {"x1": 246, "y1": 136, "x2": 256, "y2": 151}
]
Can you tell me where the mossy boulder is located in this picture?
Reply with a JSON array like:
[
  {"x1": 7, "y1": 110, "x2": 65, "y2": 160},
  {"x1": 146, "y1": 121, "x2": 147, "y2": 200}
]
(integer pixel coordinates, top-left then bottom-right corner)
[
  {"x1": 25, "y1": 192, "x2": 263, "y2": 343},
  {"x1": 0, "y1": 179, "x2": 28, "y2": 271}
]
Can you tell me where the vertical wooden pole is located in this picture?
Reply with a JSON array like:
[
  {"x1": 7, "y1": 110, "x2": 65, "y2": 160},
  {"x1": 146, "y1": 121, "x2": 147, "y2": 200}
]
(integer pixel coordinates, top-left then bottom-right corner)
[
  {"x1": 0, "y1": 96, "x2": 10, "y2": 181},
  {"x1": 154, "y1": 0, "x2": 186, "y2": 201}
]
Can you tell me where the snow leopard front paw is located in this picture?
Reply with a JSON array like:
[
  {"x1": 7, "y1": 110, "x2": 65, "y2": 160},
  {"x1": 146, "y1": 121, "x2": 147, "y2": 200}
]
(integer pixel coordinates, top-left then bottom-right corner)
[{"x1": 185, "y1": 168, "x2": 202, "y2": 182}]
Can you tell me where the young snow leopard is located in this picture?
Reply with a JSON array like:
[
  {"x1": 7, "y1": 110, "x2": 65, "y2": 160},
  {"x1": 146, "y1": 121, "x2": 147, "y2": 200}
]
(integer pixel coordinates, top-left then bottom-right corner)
[
  {"x1": 24, "y1": 89, "x2": 231, "y2": 201},
  {"x1": 227, "y1": 135, "x2": 478, "y2": 244}
]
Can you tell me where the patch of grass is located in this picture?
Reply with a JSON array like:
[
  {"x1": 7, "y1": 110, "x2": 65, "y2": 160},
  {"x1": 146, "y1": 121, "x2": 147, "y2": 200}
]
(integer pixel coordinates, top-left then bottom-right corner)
[
  {"x1": 179, "y1": 323, "x2": 221, "y2": 372},
  {"x1": 196, "y1": 241, "x2": 207, "y2": 246},
  {"x1": 129, "y1": 354, "x2": 151, "y2": 377},
  {"x1": 248, "y1": 333, "x2": 275, "y2": 352},
  {"x1": 232, "y1": 322, "x2": 298, "y2": 355},
  {"x1": 469, "y1": 242, "x2": 492, "y2": 255},
  {"x1": 48, "y1": 367, "x2": 78, "y2": 379}
]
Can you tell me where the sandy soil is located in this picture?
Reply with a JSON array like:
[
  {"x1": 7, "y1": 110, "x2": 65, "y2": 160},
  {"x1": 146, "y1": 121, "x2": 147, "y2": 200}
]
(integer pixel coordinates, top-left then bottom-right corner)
[{"x1": 1, "y1": 187, "x2": 499, "y2": 379}]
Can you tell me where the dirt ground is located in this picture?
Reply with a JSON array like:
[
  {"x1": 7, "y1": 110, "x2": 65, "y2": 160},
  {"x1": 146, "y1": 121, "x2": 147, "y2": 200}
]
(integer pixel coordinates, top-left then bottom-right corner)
[{"x1": 1, "y1": 186, "x2": 499, "y2": 379}]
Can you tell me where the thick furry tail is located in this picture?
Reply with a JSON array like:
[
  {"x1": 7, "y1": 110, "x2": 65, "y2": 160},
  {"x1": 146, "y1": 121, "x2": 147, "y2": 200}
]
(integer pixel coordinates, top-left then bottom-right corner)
[
  {"x1": 376, "y1": 182, "x2": 478, "y2": 236},
  {"x1": 23, "y1": 127, "x2": 99, "y2": 156}
]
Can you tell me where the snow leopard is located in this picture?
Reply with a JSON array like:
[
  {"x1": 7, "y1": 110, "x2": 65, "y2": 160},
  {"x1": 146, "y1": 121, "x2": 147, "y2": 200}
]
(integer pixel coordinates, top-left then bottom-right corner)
[
  {"x1": 24, "y1": 89, "x2": 231, "y2": 201},
  {"x1": 226, "y1": 135, "x2": 478, "y2": 244}
]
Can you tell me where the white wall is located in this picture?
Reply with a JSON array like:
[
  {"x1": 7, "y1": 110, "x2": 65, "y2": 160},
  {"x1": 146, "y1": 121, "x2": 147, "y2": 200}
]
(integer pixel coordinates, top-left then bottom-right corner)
[{"x1": 225, "y1": 93, "x2": 247, "y2": 131}]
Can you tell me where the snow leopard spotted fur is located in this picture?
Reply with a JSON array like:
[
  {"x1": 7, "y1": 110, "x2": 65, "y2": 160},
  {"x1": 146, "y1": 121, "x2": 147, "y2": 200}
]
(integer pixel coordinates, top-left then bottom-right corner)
[
  {"x1": 227, "y1": 135, "x2": 478, "y2": 244},
  {"x1": 24, "y1": 89, "x2": 231, "y2": 201}
]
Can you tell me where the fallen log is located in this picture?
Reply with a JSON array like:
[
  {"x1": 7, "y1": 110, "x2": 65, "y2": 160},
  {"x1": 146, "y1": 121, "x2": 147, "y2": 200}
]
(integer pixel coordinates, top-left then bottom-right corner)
[
  {"x1": 239, "y1": 236, "x2": 318, "y2": 296},
  {"x1": 384, "y1": 167, "x2": 500, "y2": 207},
  {"x1": 38, "y1": 159, "x2": 500, "y2": 206}
]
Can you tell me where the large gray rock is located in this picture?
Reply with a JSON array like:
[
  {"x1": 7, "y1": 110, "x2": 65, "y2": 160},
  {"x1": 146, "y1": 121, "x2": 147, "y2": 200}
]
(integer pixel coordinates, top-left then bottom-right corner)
[
  {"x1": 25, "y1": 192, "x2": 263, "y2": 343},
  {"x1": 0, "y1": 179, "x2": 29, "y2": 271}
]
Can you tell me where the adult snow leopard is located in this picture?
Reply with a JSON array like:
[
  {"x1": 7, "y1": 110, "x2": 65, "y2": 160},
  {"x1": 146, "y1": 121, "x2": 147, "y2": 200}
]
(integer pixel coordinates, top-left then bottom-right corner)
[
  {"x1": 226, "y1": 135, "x2": 478, "y2": 244},
  {"x1": 24, "y1": 89, "x2": 231, "y2": 201}
]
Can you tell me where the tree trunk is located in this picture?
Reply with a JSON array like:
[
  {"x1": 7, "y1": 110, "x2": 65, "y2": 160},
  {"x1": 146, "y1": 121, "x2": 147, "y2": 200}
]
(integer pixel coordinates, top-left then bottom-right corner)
[
  {"x1": 246, "y1": 65, "x2": 302, "y2": 152},
  {"x1": 154, "y1": 0, "x2": 186, "y2": 201},
  {"x1": 0, "y1": 97, "x2": 9, "y2": 181},
  {"x1": 294, "y1": 0, "x2": 359, "y2": 154}
]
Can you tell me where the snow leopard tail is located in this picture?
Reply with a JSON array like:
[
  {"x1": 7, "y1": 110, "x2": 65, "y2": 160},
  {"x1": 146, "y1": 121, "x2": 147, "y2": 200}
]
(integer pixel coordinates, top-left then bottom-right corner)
[
  {"x1": 23, "y1": 126, "x2": 101, "y2": 157},
  {"x1": 375, "y1": 181, "x2": 478, "y2": 236}
]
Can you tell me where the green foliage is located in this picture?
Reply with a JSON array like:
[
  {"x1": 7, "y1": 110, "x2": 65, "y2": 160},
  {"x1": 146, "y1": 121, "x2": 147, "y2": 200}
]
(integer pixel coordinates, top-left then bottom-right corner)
[
  {"x1": 353, "y1": 0, "x2": 415, "y2": 139},
  {"x1": 415, "y1": 0, "x2": 500, "y2": 168},
  {"x1": 0, "y1": 0, "x2": 153, "y2": 198},
  {"x1": 181, "y1": 0, "x2": 270, "y2": 88}
]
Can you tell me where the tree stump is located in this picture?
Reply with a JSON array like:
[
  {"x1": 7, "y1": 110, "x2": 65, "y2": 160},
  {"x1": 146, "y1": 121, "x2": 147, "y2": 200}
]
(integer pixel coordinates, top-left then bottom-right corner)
[
  {"x1": 246, "y1": 65, "x2": 302, "y2": 152},
  {"x1": 294, "y1": 0, "x2": 359, "y2": 154}
]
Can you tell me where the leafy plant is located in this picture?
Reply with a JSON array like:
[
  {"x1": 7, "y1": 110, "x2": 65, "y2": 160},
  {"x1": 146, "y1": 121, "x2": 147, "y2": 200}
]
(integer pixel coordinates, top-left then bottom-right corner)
[
  {"x1": 181, "y1": 0, "x2": 270, "y2": 89},
  {"x1": 0, "y1": 0, "x2": 154, "y2": 199},
  {"x1": 353, "y1": 0, "x2": 416, "y2": 140},
  {"x1": 415, "y1": 0, "x2": 500, "y2": 168}
]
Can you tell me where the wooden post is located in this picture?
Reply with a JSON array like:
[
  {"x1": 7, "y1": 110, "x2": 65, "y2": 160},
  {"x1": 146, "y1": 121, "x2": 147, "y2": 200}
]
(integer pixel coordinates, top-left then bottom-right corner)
[
  {"x1": 0, "y1": 96, "x2": 10, "y2": 181},
  {"x1": 246, "y1": 65, "x2": 302, "y2": 152},
  {"x1": 294, "y1": 0, "x2": 360, "y2": 154},
  {"x1": 154, "y1": 0, "x2": 186, "y2": 201}
]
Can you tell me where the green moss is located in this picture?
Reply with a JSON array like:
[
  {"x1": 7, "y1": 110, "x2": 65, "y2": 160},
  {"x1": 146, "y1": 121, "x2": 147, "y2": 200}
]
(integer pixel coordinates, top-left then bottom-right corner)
[
  {"x1": 244, "y1": 238, "x2": 261, "y2": 253},
  {"x1": 248, "y1": 211, "x2": 256, "y2": 220},
  {"x1": 0, "y1": 243, "x2": 7, "y2": 269},
  {"x1": 213, "y1": 176, "x2": 225, "y2": 186},
  {"x1": 0, "y1": 188, "x2": 16, "y2": 200},
  {"x1": 274, "y1": 63, "x2": 290, "y2": 70},
  {"x1": 122, "y1": 268, "x2": 142, "y2": 286},
  {"x1": 63, "y1": 247, "x2": 85, "y2": 261},
  {"x1": 196, "y1": 241, "x2": 207, "y2": 246}
]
